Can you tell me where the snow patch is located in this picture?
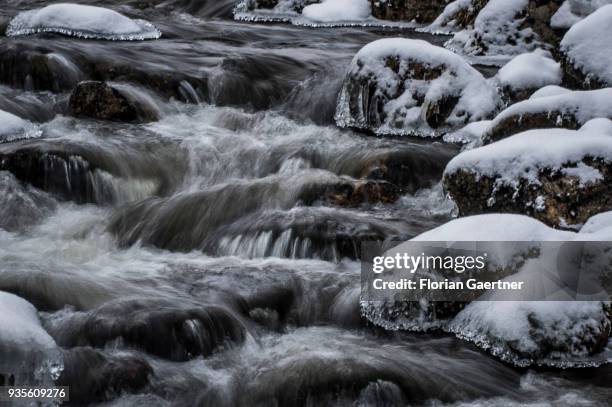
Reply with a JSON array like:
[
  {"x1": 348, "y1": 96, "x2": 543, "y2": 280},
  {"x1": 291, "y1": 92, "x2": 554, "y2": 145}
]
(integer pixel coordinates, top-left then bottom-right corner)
[
  {"x1": 552, "y1": 0, "x2": 612, "y2": 29},
  {"x1": 529, "y1": 85, "x2": 572, "y2": 100},
  {"x1": 302, "y1": 0, "x2": 371, "y2": 22},
  {"x1": 6, "y1": 3, "x2": 161, "y2": 40}
]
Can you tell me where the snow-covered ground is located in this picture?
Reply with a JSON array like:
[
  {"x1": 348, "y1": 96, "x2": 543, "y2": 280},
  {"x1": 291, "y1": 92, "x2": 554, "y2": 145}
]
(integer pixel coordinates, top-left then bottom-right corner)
[{"x1": 6, "y1": 3, "x2": 161, "y2": 40}]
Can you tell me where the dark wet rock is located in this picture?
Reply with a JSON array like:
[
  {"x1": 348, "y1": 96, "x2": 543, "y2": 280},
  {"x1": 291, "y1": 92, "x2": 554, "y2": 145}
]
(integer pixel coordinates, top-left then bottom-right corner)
[
  {"x1": 47, "y1": 298, "x2": 246, "y2": 361},
  {"x1": 0, "y1": 43, "x2": 83, "y2": 92},
  {"x1": 57, "y1": 347, "x2": 152, "y2": 405},
  {"x1": 370, "y1": 0, "x2": 452, "y2": 23},
  {"x1": 211, "y1": 206, "x2": 411, "y2": 261},
  {"x1": 0, "y1": 269, "x2": 113, "y2": 312},
  {"x1": 426, "y1": 0, "x2": 488, "y2": 31},
  {"x1": 525, "y1": 0, "x2": 565, "y2": 48},
  {"x1": 0, "y1": 140, "x2": 177, "y2": 204},
  {"x1": 69, "y1": 81, "x2": 160, "y2": 123},
  {"x1": 481, "y1": 89, "x2": 612, "y2": 145},
  {"x1": 0, "y1": 171, "x2": 56, "y2": 232},
  {"x1": 109, "y1": 173, "x2": 404, "y2": 251}
]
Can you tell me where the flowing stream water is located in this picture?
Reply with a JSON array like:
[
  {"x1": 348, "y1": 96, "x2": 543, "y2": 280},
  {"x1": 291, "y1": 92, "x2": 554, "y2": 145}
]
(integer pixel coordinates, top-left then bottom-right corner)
[{"x1": 0, "y1": 1, "x2": 611, "y2": 406}]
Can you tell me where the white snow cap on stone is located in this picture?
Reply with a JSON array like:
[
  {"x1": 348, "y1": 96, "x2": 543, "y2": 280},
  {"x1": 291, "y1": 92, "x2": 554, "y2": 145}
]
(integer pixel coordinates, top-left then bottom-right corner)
[
  {"x1": 302, "y1": 0, "x2": 371, "y2": 22},
  {"x1": 496, "y1": 50, "x2": 562, "y2": 91},
  {"x1": 561, "y1": 5, "x2": 612, "y2": 85},
  {"x1": 529, "y1": 85, "x2": 572, "y2": 99},
  {"x1": 0, "y1": 110, "x2": 42, "y2": 143},
  {"x1": 426, "y1": 0, "x2": 475, "y2": 34},
  {"x1": 489, "y1": 88, "x2": 612, "y2": 132},
  {"x1": 6, "y1": 3, "x2": 161, "y2": 40},
  {"x1": 445, "y1": 119, "x2": 612, "y2": 186},
  {"x1": 552, "y1": 0, "x2": 612, "y2": 29}
]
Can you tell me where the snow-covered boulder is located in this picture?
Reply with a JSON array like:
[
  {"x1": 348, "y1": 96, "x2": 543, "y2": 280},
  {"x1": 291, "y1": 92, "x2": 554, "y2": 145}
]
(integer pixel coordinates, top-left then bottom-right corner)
[
  {"x1": 482, "y1": 88, "x2": 612, "y2": 144},
  {"x1": 450, "y1": 301, "x2": 611, "y2": 367},
  {"x1": 561, "y1": 5, "x2": 612, "y2": 88},
  {"x1": 495, "y1": 50, "x2": 562, "y2": 102},
  {"x1": 424, "y1": 0, "x2": 489, "y2": 34},
  {"x1": 335, "y1": 38, "x2": 501, "y2": 137},
  {"x1": 551, "y1": 0, "x2": 612, "y2": 29},
  {"x1": 442, "y1": 120, "x2": 491, "y2": 149},
  {"x1": 529, "y1": 85, "x2": 572, "y2": 99},
  {"x1": 0, "y1": 109, "x2": 42, "y2": 143},
  {"x1": 302, "y1": 0, "x2": 371, "y2": 22},
  {"x1": 69, "y1": 81, "x2": 160, "y2": 123},
  {"x1": 0, "y1": 291, "x2": 62, "y2": 384},
  {"x1": 444, "y1": 0, "x2": 537, "y2": 62},
  {"x1": 6, "y1": 3, "x2": 161, "y2": 40},
  {"x1": 370, "y1": 0, "x2": 453, "y2": 23},
  {"x1": 431, "y1": 0, "x2": 561, "y2": 64},
  {"x1": 444, "y1": 119, "x2": 612, "y2": 228}
]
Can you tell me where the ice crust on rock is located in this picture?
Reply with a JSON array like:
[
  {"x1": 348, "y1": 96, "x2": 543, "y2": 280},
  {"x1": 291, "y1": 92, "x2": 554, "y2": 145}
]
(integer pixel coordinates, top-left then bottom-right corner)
[
  {"x1": 6, "y1": 3, "x2": 161, "y2": 40},
  {"x1": 0, "y1": 291, "x2": 62, "y2": 384},
  {"x1": 561, "y1": 5, "x2": 612, "y2": 86},
  {"x1": 442, "y1": 120, "x2": 492, "y2": 150},
  {"x1": 495, "y1": 50, "x2": 562, "y2": 92},
  {"x1": 0, "y1": 109, "x2": 42, "y2": 143},
  {"x1": 335, "y1": 38, "x2": 501, "y2": 137}
]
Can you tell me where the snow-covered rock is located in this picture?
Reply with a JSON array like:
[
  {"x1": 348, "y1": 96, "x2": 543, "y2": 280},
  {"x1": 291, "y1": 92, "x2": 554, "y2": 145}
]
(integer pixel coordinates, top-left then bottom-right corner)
[
  {"x1": 444, "y1": 119, "x2": 612, "y2": 228},
  {"x1": 444, "y1": 0, "x2": 538, "y2": 63},
  {"x1": 0, "y1": 291, "x2": 62, "y2": 384},
  {"x1": 370, "y1": 0, "x2": 454, "y2": 23},
  {"x1": 561, "y1": 5, "x2": 612, "y2": 88},
  {"x1": 495, "y1": 50, "x2": 562, "y2": 102},
  {"x1": 6, "y1": 3, "x2": 161, "y2": 40},
  {"x1": 0, "y1": 109, "x2": 42, "y2": 143},
  {"x1": 551, "y1": 0, "x2": 612, "y2": 29},
  {"x1": 335, "y1": 38, "x2": 501, "y2": 137},
  {"x1": 450, "y1": 301, "x2": 611, "y2": 367},
  {"x1": 529, "y1": 85, "x2": 572, "y2": 99},
  {"x1": 482, "y1": 88, "x2": 612, "y2": 144},
  {"x1": 302, "y1": 0, "x2": 371, "y2": 22},
  {"x1": 424, "y1": 0, "x2": 488, "y2": 34}
]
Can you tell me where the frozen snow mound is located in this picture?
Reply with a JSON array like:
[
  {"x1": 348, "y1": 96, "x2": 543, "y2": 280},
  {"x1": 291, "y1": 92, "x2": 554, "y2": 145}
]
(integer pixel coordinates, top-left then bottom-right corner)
[
  {"x1": 442, "y1": 120, "x2": 491, "y2": 150},
  {"x1": 552, "y1": 0, "x2": 612, "y2": 29},
  {"x1": 335, "y1": 38, "x2": 501, "y2": 137},
  {"x1": 482, "y1": 88, "x2": 612, "y2": 144},
  {"x1": 561, "y1": 5, "x2": 612, "y2": 87},
  {"x1": 495, "y1": 50, "x2": 562, "y2": 102},
  {"x1": 444, "y1": 119, "x2": 612, "y2": 228},
  {"x1": 0, "y1": 109, "x2": 42, "y2": 143},
  {"x1": 0, "y1": 291, "x2": 62, "y2": 384},
  {"x1": 6, "y1": 3, "x2": 161, "y2": 40}
]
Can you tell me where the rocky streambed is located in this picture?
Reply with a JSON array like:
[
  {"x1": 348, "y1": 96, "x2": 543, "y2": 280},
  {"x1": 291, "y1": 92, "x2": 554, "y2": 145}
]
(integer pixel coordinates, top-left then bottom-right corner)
[{"x1": 1, "y1": 0, "x2": 612, "y2": 406}]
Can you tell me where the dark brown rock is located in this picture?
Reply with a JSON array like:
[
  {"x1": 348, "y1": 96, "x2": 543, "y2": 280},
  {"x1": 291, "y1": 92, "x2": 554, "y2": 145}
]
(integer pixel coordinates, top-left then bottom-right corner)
[
  {"x1": 482, "y1": 109, "x2": 579, "y2": 144},
  {"x1": 69, "y1": 81, "x2": 159, "y2": 122},
  {"x1": 444, "y1": 158, "x2": 612, "y2": 228}
]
